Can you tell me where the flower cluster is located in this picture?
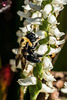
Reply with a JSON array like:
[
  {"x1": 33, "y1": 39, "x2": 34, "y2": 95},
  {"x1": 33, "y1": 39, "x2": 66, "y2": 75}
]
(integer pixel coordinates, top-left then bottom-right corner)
[{"x1": 10, "y1": 0, "x2": 67, "y2": 100}]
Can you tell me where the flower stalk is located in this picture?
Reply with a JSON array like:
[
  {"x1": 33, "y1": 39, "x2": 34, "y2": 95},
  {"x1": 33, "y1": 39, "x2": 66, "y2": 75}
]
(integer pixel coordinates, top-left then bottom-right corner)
[{"x1": 10, "y1": 0, "x2": 67, "y2": 100}]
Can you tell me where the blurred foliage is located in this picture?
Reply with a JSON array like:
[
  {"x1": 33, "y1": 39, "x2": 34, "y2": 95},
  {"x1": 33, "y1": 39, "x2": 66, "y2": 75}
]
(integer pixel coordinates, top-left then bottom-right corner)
[
  {"x1": 54, "y1": 5, "x2": 67, "y2": 71},
  {"x1": 54, "y1": 40, "x2": 67, "y2": 71}
]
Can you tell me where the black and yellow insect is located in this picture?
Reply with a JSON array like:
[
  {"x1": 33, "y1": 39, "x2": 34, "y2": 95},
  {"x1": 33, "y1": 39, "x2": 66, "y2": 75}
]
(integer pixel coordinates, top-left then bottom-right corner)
[{"x1": 16, "y1": 32, "x2": 43, "y2": 70}]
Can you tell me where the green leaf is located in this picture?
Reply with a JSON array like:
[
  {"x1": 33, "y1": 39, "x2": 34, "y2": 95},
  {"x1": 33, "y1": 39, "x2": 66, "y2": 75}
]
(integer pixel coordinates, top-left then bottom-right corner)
[
  {"x1": 33, "y1": 63, "x2": 43, "y2": 79},
  {"x1": 45, "y1": 45, "x2": 50, "y2": 54},
  {"x1": 50, "y1": 44, "x2": 57, "y2": 48},
  {"x1": 39, "y1": 36, "x2": 49, "y2": 45},
  {"x1": 29, "y1": 85, "x2": 39, "y2": 100},
  {"x1": 37, "y1": 79, "x2": 42, "y2": 90},
  {"x1": 42, "y1": 1, "x2": 48, "y2": 7},
  {"x1": 42, "y1": 0, "x2": 52, "y2": 7},
  {"x1": 29, "y1": 80, "x2": 42, "y2": 100},
  {"x1": 39, "y1": 19, "x2": 48, "y2": 31}
]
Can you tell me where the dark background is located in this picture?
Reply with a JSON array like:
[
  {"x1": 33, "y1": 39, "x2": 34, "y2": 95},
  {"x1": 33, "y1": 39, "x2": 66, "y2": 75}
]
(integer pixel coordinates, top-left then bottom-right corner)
[{"x1": 0, "y1": 0, "x2": 67, "y2": 71}]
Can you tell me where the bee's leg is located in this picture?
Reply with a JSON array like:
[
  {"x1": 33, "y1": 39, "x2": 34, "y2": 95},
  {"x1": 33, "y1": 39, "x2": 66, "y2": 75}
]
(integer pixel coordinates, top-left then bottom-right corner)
[
  {"x1": 30, "y1": 41, "x2": 38, "y2": 49},
  {"x1": 24, "y1": 54, "x2": 41, "y2": 63},
  {"x1": 33, "y1": 53, "x2": 44, "y2": 57}
]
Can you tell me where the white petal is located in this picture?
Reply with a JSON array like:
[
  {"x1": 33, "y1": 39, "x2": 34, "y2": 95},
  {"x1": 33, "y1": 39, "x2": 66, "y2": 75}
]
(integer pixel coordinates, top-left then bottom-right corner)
[
  {"x1": 23, "y1": 64, "x2": 33, "y2": 76},
  {"x1": 42, "y1": 4, "x2": 52, "y2": 18},
  {"x1": 16, "y1": 30, "x2": 23, "y2": 37},
  {"x1": 49, "y1": 27, "x2": 65, "y2": 38},
  {"x1": 49, "y1": 36, "x2": 56, "y2": 45},
  {"x1": 56, "y1": 39, "x2": 65, "y2": 45},
  {"x1": 46, "y1": 81, "x2": 53, "y2": 88},
  {"x1": 20, "y1": 27, "x2": 27, "y2": 33},
  {"x1": 17, "y1": 11, "x2": 28, "y2": 18},
  {"x1": 12, "y1": 49, "x2": 18, "y2": 55},
  {"x1": 48, "y1": 15, "x2": 57, "y2": 24},
  {"x1": 43, "y1": 57, "x2": 53, "y2": 70},
  {"x1": 61, "y1": 82, "x2": 67, "y2": 93},
  {"x1": 49, "y1": 36, "x2": 65, "y2": 45},
  {"x1": 26, "y1": 17, "x2": 41, "y2": 24},
  {"x1": 53, "y1": 5, "x2": 64, "y2": 17},
  {"x1": 35, "y1": 31, "x2": 46, "y2": 39},
  {"x1": 18, "y1": 77, "x2": 37, "y2": 86},
  {"x1": 54, "y1": 28, "x2": 65, "y2": 37},
  {"x1": 9, "y1": 59, "x2": 15, "y2": 66},
  {"x1": 32, "y1": 11, "x2": 42, "y2": 18},
  {"x1": 52, "y1": 0, "x2": 67, "y2": 5},
  {"x1": 29, "y1": 1, "x2": 41, "y2": 11},
  {"x1": 48, "y1": 47, "x2": 61, "y2": 55},
  {"x1": 42, "y1": 71, "x2": 56, "y2": 82},
  {"x1": 36, "y1": 44, "x2": 48, "y2": 55},
  {"x1": 64, "y1": 82, "x2": 67, "y2": 88},
  {"x1": 61, "y1": 88, "x2": 67, "y2": 94},
  {"x1": 9, "y1": 59, "x2": 18, "y2": 72},
  {"x1": 19, "y1": 24, "x2": 31, "y2": 33},
  {"x1": 24, "y1": 0, "x2": 29, "y2": 5},
  {"x1": 40, "y1": 83, "x2": 55, "y2": 93},
  {"x1": 22, "y1": 4, "x2": 31, "y2": 10}
]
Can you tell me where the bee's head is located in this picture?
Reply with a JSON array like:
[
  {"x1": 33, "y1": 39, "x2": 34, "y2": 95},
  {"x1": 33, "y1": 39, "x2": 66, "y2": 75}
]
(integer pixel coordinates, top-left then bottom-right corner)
[{"x1": 26, "y1": 32, "x2": 37, "y2": 42}]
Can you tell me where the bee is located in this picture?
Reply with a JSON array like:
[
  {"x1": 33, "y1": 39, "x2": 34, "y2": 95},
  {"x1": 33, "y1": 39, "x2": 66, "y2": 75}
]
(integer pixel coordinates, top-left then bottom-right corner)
[{"x1": 16, "y1": 32, "x2": 44, "y2": 70}]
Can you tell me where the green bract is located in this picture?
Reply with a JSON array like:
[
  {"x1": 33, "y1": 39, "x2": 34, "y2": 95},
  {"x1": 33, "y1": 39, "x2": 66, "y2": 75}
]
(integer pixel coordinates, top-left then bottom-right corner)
[
  {"x1": 39, "y1": 36, "x2": 49, "y2": 45},
  {"x1": 33, "y1": 63, "x2": 43, "y2": 79},
  {"x1": 42, "y1": 0, "x2": 52, "y2": 7}
]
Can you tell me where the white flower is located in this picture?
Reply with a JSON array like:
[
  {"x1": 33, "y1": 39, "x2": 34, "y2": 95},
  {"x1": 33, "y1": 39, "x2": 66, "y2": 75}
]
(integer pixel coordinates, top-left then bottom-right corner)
[
  {"x1": 48, "y1": 47, "x2": 61, "y2": 55},
  {"x1": 48, "y1": 15, "x2": 57, "y2": 24},
  {"x1": 35, "y1": 31, "x2": 46, "y2": 39},
  {"x1": 17, "y1": 11, "x2": 29, "y2": 18},
  {"x1": 29, "y1": 1, "x2": 41, "y2": 11},
  {"x1": 49, "y1": 27, "x2": 65, "y2": 38},
  {"x1": 36, "y1": 0, "x2": 43, "y2": 5},
  {"x1": 12, "y1": 48, "x2": 18, "y2": 55},
  {"x1": 61, "y1": 82, "x2": 67, "y2": 94},
  {"x1": 23, "y1": 64, "x2": 33, "y2": 76},
  {"x1": 43, "y1": 57, "x2": 53, "y2": 71},
  {"x1": 24, "y1": 0, "x2": 29, "y2": 5},
  {"x1": 49, "y1": 36, "x2": 65, "y2": 45},
  {"x1": 52, "y1": 0, "x2": 67, "y2": 5},
  {"x1": 32, "y1": 11, "x2": 42, "y2": 18},
  {"x1": 9, "y1": 59, "x2": 21, "y2": 72},
  {"x1": 36, "y1": 44, "x2": 61, "y2": 55},
  {"x1": 19, "y1": 24, "x2": 31, "y2": 33},
  {"x1": 36, "y1": 44, "x2": 48, "y2": 55},
  {"x1": 26, "y1": 17, "x2": 41, "y2": 25},
  {"x1": 42, "y1": 71, "x2": 56, "y2": 82},
  {"x1": 22, "y1": 4, "x2": 31, "y2": 10},
  {"x1": 49, "y1": 36, "x2": 56, "y2": 45},
  {"x1": 40, "y1": 83, "x2": 55, "y2": 93},
  {"x1": 53, "y1": 5, "x2": 64, "y2": 17},
  {"x1": 56, "y1": 39, "x2": 65, "y2": 45},
  {"x1": 17, "y1": 76, "x2": 37, "y2": 86},
  {"x1": 46, "y1": 81, "x2": 53, "y2": 88},
  {"x1": 42, "y1": 4, "x2": 52, "y2": 18},
  {"x1": 16, "y1": 30, "x2": 23, "y2": 37}
]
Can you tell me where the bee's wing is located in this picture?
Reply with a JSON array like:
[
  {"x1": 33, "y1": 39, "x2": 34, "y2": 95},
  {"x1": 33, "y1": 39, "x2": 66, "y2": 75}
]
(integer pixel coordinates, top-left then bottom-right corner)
[
  {"x1": 15, "y1": 47, "x2": 21, "y2": 67},
  {"x1": 21, "y1": 56, "x2": 26, "y2": 70},
  {"x1": 15, "y1": 54, "x2": 21, "y2": 67}
]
